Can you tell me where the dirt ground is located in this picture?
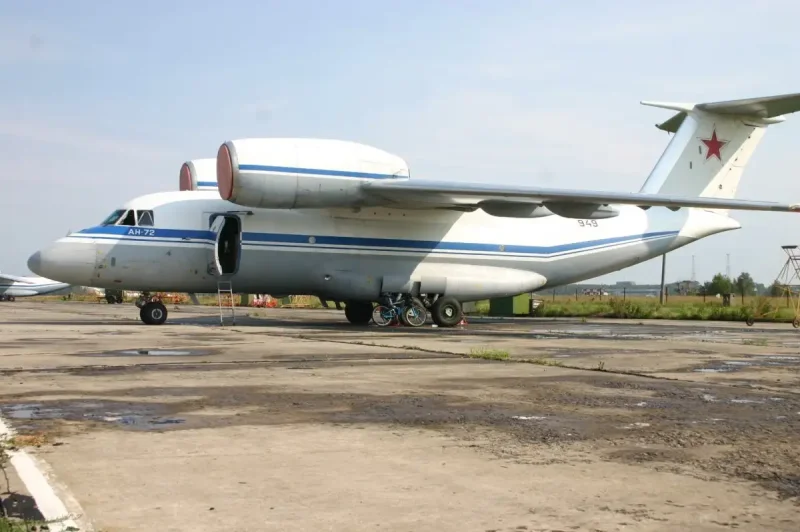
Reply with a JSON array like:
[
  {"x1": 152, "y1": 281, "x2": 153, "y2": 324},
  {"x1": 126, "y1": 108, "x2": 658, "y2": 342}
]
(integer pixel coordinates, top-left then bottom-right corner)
[{"x1": 0, "y1": 301, "x2": 798, "y2": 531}]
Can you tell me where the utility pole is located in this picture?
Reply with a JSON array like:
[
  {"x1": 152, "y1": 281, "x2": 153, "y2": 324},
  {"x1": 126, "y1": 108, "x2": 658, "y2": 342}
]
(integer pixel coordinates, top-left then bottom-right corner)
[
  {"x1": 660, "y1": 253, "x2": 667, "y2": 304},
  {"x1": 726, "y1": 253, "x2": 731, "y2": 279},
  {"x1": 691, "y1": 255, "x2": 696, "y2": 283}
]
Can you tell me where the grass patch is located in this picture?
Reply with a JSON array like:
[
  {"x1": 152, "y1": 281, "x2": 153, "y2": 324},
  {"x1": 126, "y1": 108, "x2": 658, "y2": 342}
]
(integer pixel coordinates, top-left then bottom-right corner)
[
  {"x1": 468, "y1": 347, "x2": 510, "y2": 361},
  {"x1": 521, "y1": 357, "x2": 564, "y2": 367},
  {"x1": 1, "y1": 437, "x2": 74, "y2": 532},
  {"x1": 463, "y1": 294, "x2": 799, "y2": 323},
  {"x1": 742, "y1": 338, "x2": 768, "y2": 346}
]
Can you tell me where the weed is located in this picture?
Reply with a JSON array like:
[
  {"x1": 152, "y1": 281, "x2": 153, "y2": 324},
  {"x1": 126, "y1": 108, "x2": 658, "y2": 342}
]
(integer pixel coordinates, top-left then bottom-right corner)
[
  {"x1": 742, "y1": 338, "x2": 768, "y2": 346},
  {"x1": 523, "y1": 357, "x2": 563, "y2": 367},
  {"x1": 468, "y1": 347, "x2": 510, "y2": 361}
]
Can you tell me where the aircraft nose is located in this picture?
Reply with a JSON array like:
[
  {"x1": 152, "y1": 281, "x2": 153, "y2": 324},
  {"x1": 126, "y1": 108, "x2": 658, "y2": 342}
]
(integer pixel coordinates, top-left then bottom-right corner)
[{"x1": 28, "y1": 241, "x2": 96, "y2": 286}]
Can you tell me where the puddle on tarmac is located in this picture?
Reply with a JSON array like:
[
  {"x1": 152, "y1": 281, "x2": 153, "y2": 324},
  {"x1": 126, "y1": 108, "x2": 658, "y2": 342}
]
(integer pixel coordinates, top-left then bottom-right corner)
[
  {"x1": 76, "y1": 348, "x2": 213, "y2": 357},
  {"x1": 0, "y1": 401, "x2": 185, "y2": 430},
  {"x1": 691, "y1": 355, "x2": 800, "y2": 373}
]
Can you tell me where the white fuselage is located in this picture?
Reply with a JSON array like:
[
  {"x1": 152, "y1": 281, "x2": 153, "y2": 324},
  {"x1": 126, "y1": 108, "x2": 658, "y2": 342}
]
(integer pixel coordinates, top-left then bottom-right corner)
[{"x1": 27, "y1": 190, "x2": 740, "y2": 302}]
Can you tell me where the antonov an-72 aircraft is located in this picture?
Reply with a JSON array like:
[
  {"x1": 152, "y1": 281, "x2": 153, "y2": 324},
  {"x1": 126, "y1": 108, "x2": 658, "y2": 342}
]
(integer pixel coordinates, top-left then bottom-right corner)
[
  {"x1": 27, "y1": 92, "x2": 800, "y2": 327},
  {"x1": 0, "y1": 272, "x2": 70, "y2": 301}
]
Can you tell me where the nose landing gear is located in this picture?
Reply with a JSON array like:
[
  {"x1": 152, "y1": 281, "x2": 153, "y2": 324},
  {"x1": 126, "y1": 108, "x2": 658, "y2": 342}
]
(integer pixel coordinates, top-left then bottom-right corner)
[{"x1": 135, "y1": 292, "x2": 168, "y2": 325}]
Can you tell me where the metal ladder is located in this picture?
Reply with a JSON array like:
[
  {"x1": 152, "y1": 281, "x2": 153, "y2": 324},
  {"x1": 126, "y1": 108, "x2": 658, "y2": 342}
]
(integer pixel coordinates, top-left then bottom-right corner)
[
  {"x1": 784, "y1": 245, "x2": 800, "y2": 275},
  {"x1": 217, "y1": 280, "x2": 236, "y2": 325}
]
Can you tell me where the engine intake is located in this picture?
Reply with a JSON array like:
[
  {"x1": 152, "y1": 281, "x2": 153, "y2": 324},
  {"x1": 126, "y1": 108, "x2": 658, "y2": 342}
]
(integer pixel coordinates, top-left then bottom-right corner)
[
  {"x1": 216, "y1": 138, "x2": 410, "y2": 209},
  {"x1": 179, "y1": 158, "x2": 217, "y2": 191}
]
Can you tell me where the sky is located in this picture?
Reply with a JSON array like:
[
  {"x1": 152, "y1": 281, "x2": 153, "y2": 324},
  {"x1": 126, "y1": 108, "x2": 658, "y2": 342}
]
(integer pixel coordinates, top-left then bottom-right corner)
[{"x1": 2, "y1": 0, "x2": 800, "y2": 286}]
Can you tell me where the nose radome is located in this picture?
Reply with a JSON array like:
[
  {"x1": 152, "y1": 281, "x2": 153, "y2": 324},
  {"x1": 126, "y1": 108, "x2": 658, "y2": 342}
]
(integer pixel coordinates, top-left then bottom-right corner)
[
  {"x1": 27, "y1": 251, "x2": 42, "y2": 276},
  {"x1": 28, "y1": 241, "x2": 96, "y2": 286}
]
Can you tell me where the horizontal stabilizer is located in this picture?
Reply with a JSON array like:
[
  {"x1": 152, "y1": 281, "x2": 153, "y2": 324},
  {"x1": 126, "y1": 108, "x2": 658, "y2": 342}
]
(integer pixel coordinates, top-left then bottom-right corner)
[
  {"x1": 698, "y1": 92, "x2": 800, "y2": 118},
  {"x1": 0, "y1": 272, "x2": 26, "y2": 283},
  {"x1": 642, "y1": 91, "x2": 800, "y2": 133}
]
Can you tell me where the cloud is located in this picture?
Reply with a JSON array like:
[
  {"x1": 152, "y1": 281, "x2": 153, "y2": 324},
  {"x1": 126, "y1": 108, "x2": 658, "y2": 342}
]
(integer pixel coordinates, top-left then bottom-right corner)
[
  {"x1": 0, "y1": 119, "x2": 180, "y2": 161},
  {"x1": 365, "y1": 87, "x2": 666, "y2": 190},
  {"x1": 0, "y1": 18, "x2": 76, "y2": 65}
]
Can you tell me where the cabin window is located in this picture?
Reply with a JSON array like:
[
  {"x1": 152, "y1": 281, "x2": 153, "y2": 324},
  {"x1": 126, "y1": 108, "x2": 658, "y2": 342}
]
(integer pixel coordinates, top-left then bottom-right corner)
[
  {"x1": 101, "y1": 210, "x2": 126, "y2": 226},
  {"x1": 137, "y1": 210, "x2": 155, "y2": 226}
]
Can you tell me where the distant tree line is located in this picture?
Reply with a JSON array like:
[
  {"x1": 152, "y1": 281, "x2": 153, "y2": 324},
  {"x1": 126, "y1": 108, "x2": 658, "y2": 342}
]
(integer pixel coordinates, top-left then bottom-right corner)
[{"x1": 548, "y1": 271, "x2": 795, "y2": 297}]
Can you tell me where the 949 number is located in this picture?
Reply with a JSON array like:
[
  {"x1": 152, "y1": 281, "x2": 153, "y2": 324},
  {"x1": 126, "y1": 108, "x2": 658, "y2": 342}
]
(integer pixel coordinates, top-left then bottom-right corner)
[{"x1": 577, "y1": 220, "x2": 599, "y2": 228}]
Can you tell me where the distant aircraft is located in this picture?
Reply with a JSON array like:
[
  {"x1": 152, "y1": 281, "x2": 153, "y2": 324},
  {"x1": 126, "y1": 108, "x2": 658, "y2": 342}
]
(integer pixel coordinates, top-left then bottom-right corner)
[
  {"x1": 27, "y1": 92, "x2": 800, "y2": 327},
  {"x1": 0, "y1": 272, "x2": 71, "y2": 301}
]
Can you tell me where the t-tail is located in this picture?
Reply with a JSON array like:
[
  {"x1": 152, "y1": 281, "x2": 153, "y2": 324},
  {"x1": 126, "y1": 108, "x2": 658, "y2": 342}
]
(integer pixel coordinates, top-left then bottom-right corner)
[{"x1": 638, "y1": 92, "x2": 800, "y2": 215}]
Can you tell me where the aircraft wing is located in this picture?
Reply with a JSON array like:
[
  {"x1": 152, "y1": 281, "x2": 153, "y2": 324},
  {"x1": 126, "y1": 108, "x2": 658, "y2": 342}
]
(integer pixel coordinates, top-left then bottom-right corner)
[{"x1": 361, "y1": 179, "x2": 800, "y2": 213}]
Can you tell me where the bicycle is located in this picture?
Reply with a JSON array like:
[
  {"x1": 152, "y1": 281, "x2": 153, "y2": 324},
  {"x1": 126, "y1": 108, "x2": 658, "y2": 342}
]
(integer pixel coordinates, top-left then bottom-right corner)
[{"x1": 371, "y1": 294, "x2": 428, "y2": 327}]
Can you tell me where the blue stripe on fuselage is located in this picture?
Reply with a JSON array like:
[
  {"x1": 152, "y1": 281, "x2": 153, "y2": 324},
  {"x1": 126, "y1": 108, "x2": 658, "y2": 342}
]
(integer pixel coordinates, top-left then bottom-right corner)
[{"x1": 71, "y1": 225, "x2": 679, "y2": 256}]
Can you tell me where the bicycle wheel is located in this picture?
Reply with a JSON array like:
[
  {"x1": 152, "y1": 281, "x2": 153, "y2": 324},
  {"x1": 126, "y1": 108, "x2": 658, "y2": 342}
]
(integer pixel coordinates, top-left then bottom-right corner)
[
  {"x1": 403, "y1": 303, "x2": 428, "y2": 327},
  {"x1": 372, "y1": 305, "x2": 395, "y2": 326}
]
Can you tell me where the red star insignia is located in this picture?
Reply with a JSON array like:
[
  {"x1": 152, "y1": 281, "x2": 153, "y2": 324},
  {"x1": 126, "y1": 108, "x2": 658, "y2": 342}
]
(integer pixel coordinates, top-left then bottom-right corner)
[{"x1": 700, "y1": 128, "x2": 728, "y2": 161}]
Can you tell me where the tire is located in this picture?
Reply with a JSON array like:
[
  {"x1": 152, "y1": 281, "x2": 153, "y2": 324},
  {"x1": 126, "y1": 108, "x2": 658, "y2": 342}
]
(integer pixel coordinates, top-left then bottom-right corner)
[
  {"x1": 746, "y1": 317, "x2": 754, "y2": 326},
  {"x1": 8, "y1": 296, "x2": 14, "y2": 302},
  {"x1": 431, "y1": 296, "x2": 462, "y2": 327},
  {"x1": 106, "y1": 295, "x2": 116, "y2": 304},
  {"x1": 140, "y1": 301, "x2": 168, "y2": 325},
  {"x1": 793, "y1": 318, "x2": 799, "y2": 329},
  {"x1": 344, "y1": 300, "x2": 373, "y2": 325},
  {"x1": 403, "y1": 302, "x2": 427, "y2": 327}
]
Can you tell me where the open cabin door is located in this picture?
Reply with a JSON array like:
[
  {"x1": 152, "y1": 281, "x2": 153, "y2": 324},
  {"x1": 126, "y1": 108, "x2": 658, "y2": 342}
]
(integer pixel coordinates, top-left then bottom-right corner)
[{"x1": 206, "y1": 213, "x2": 242, "y2": 277}]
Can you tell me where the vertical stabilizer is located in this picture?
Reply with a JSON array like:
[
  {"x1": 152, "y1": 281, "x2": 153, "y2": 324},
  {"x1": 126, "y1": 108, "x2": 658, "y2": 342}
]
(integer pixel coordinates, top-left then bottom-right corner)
[{"x1": 638, "y1": 92, "x2": 800, "y2": 213}]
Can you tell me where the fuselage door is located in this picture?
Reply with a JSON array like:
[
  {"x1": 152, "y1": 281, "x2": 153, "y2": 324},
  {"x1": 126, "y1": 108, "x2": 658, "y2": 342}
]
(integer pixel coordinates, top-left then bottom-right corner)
[
  {"x1": 208, "y1": 215, "x2": 226, "y2": 276},
  {"x1": 206, "y1": 213, "x2": 242, "y2": 277}
]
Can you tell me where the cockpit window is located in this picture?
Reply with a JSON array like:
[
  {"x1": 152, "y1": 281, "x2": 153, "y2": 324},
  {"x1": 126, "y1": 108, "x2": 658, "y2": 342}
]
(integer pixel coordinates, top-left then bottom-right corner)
[
  {"x1": 137, "y1": 210, "x2": 155, "y2": 226},
  {"x1": 101, "y1": 210, "x2": 126, "y2": 226},
  {"x1": 101, "y1": 208, "x2": 154, "y2": 227},
  {"x1": 119, "y1": 210, "x2": 137, "y2": 226}
]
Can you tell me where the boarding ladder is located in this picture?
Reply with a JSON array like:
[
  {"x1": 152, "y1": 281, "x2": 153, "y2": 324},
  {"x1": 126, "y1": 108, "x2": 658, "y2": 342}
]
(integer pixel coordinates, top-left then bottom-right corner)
[
  {"x1": 217, "y1": 280, "x2": 236, "y2": 326},
  {"x1": 784, "y1": 245, "x2": 800, "y2": 275}
]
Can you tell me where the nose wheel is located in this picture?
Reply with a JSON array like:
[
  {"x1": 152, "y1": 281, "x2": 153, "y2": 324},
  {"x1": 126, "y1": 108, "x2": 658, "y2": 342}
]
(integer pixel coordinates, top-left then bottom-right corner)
[{"x1": 140, "y1": 301, "x2": 168, "y2": 325}]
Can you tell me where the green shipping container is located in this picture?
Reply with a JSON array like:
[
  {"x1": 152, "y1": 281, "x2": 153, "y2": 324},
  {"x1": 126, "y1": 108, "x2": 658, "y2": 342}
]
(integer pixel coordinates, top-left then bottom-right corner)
[{"x1": 489, "y1": 293, "x2": 531, "y2": 316}]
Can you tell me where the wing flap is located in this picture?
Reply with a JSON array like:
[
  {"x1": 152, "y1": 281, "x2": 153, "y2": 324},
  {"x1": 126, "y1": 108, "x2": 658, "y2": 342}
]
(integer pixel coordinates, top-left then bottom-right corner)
[{"x1": 362, "y1": 179, "x2": 800, "y2": 213}]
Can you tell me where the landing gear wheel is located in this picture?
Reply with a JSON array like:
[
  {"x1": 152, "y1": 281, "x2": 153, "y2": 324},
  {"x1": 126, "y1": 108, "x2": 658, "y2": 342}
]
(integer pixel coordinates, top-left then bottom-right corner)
[
  {"x1": 140, "y1": 301, "x2": 168, "y2": 325},
  {"x1": 746, "y1": 317, "x2": 755, "y2": 326},
  {"x1": 344, "y1": 300, "x2": 373, "y2": 325},
  {"x1": 431, "y1": 296, "x2": 462, "y2": 328},
  {"x1": 7, "y1": 296, "x2": 14, "y2": 302},
  {"x1": 793, "y1": 318, "x2": 799, "y2": 329}
]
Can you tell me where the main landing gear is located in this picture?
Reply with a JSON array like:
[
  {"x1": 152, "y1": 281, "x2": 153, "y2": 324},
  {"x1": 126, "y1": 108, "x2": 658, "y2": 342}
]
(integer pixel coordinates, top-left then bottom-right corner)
[
  {"x1": 135, "y1": 292, "x2": 168, "y2": 325},
  {"x1": 0, "y1": 295, "x2": 15, "y2": 302},
  {"x1": 342, "y1": 293, "x2": 464, "y2": 328}
]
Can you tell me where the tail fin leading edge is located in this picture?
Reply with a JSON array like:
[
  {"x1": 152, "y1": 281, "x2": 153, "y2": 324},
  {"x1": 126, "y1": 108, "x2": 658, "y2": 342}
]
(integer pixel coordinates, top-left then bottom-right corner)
[{"x1": 638, "y1": 92, "x2": 800, "y2": 209}]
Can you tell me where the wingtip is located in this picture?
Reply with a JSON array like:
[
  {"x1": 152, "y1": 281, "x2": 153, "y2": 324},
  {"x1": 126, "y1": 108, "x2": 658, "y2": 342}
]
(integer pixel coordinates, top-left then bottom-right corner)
[{"x1": 640, "y1": 101, "x2": 695, "y2": 113}]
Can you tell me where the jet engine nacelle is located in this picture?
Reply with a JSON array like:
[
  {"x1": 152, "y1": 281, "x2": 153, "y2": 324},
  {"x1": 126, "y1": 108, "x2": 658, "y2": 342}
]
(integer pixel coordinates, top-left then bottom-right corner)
[
  {"x1": 179, "y1": 158, "x2": 218, "y2": 191},
  {"x1": 216, "y1": 138, "x2": 410, "y2": 209}
]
